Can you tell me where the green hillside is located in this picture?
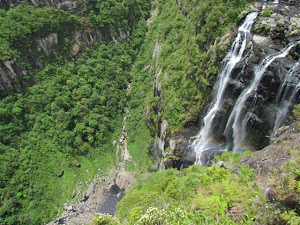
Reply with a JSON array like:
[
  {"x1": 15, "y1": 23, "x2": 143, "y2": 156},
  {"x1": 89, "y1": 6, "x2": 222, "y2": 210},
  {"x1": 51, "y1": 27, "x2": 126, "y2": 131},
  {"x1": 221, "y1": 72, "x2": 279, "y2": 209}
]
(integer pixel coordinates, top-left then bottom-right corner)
[{"x1": 1, "y1": 0, "x2": 299, "y2": 224}]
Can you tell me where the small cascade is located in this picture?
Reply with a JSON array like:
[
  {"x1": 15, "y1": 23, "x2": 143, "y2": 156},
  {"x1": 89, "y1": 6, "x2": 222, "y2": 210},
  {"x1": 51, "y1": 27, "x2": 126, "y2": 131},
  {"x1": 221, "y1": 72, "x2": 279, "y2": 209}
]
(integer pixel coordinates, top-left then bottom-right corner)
[
  {"x1": 272, "y1": 61, "x2": 300, "y2": 136},
  {"x1": 155, "y1": 119, "x2": 168, "y2": 171},
  {"x1": 192, "y1": 12, "x2": 258, "y2": 165},
  {"x1": 225, "y1": 42, "x2": 299, "y2": 153},
  {"x1": 262, "y1": 0, "x2": 279, "y2": 10}
]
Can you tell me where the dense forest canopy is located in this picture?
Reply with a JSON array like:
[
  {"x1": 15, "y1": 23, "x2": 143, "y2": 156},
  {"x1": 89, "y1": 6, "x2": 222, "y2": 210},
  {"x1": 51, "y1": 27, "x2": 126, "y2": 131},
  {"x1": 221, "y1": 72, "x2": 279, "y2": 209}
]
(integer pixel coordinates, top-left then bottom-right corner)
[
  {"x1": 1, "y1": 0, "x2": 300, "y2": 224},
  {"x1": 0, "y1": 0, "x2": 150, "y2": 223}
]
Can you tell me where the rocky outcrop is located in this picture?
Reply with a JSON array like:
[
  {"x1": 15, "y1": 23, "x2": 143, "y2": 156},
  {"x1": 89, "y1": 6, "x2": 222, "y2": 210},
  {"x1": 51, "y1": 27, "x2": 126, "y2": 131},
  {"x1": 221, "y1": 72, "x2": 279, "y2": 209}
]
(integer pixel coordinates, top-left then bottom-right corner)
[
  {"x1": 48, "y1": 172, "x2": 117, "y2": 225},
  {"x1": 0, "y1": 28, "x2": 103, "y2": 92},
  {"x1": 0, "y1": 0, "x2": 91, "y2": 12},
  {"x1": 0, "y1": 59, "x2": 29, "y2": 92},
  {"x1": 233, "y1": 123, "x2": 300, "y2": 213},
  {"x1": 254, "y1": 0, "x2": 300, "y2": 41},
  {"x1": 161, "y1": 126, "x2": 199, "y2": 169},
  {"x1": 234, "y1": 123, "x2": 299, "y2": 187}
]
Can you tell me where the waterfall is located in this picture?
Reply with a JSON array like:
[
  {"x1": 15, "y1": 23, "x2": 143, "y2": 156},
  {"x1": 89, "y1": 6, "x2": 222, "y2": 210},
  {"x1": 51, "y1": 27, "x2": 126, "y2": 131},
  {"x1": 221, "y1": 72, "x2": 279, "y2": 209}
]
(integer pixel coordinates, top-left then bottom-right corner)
[
  {"x1": 262, "y1": 0, "x2": 279, "y2": 10},
  {"x1": 192, "y1": 9, "x2": 300, "y2": 165},
  {"x1": 272, "y1": 61, "x2": 300, "y2": 136},
  {"x1": 191, "y1": 12, "x2": 258, "y2": 165},
  {"x1": 225, "y1": 42, "x2": 299, "y2": 153}
]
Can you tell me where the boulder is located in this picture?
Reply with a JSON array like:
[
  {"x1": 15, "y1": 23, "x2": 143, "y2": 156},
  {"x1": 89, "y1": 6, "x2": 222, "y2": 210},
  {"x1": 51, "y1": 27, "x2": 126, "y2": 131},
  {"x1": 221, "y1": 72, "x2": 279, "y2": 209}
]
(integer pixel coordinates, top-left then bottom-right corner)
[{"x1": 85, "y1": 183, "x2": 94, "y2": 198}]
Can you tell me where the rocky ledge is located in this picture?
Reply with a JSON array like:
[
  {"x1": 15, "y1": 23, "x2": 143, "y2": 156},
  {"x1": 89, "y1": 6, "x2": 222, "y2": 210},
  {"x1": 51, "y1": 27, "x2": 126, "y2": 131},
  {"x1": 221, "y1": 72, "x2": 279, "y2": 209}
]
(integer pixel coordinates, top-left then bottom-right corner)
[
  {"x1": 0, "y1": 0, "x2": 91, "y2": 12},
  {"x1": 234, "y1": 123, "x2": 300, "y2": 188}
]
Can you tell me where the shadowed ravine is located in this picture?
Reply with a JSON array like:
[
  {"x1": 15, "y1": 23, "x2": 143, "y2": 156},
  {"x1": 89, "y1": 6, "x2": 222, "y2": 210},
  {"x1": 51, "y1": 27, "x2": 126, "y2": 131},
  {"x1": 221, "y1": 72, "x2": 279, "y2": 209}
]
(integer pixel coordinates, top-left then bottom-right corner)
[{"x1": 99, "y1": 185, "x2": 124, "y2": 215}]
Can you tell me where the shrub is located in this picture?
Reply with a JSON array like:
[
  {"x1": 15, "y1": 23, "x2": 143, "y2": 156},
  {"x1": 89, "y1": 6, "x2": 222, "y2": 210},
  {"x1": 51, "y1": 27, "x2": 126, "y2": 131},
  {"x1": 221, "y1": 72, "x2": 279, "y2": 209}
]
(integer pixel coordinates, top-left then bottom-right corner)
[
  {"x1": 261, "y1": 7, "x2": 275, "y2": 17},
  {"x1": 91, "y1": 214, "x2": 119, "y2": 225},
  {"x1": 136, "y1": 207, "x2": 189, "y2": 225}
]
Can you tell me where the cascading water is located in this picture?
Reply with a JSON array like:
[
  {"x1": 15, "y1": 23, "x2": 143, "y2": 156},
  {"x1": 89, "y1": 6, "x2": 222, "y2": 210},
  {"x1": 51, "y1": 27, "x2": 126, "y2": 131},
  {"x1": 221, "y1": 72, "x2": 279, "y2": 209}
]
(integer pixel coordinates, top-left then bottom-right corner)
[
  {"x1": 191, "y1": 12, "x2": 258, "y2": 165},
  {"x1": 272, "y1": 61, "x2": 300, "y2": 136},
  {"x1": 262, "y1": 0, "x2": 279, "y2": 10},
  {"x1": 192, "y1": 9, "x2": 300, "y2": 165},
  {"x1": 224, "y1": 42, "x2": 299, "y2": 153}
]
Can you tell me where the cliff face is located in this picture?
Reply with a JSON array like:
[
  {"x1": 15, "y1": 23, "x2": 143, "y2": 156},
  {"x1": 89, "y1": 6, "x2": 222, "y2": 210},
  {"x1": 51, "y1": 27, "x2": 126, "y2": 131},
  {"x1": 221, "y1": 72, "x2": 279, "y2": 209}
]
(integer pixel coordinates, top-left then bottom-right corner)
[
  {"x1": 0, "y1": 1, "x2": 134, "y2": 93},
  {"x1": 162, "y1": 0, "x2": 300, "y2": 167},
  {"x1": 0, "y1": 29, "x2": 103, "y2": 92},
  {"x1": 0, "y1": 0, "x2": 91, "y2": 12}
]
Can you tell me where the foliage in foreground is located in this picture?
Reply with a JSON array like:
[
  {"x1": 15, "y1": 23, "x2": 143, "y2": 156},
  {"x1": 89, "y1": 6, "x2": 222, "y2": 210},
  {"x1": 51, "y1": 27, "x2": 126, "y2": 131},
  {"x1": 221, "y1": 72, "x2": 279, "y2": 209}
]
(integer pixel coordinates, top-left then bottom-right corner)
[
  {"x1": 92, "y1": 151, "x2": 300, "y2": 225},
  {"x1": 115, "y1": 161, "x2": 260, "y2": 224}
]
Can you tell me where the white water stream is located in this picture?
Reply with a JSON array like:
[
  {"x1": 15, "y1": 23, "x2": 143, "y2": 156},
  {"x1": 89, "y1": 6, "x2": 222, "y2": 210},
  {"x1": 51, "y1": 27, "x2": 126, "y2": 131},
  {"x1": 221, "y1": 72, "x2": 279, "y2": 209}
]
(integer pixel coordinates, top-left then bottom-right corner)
[
  {"x1": 192, "y1": 10, "x2": 299, "y2": 164},
  {"x1": 272, "y1": 61, "x2": 300, "y2": 136},
  {"x1": 224, "y1": 42, "x2": 298, "y2": 153},
  {"x1": 192, "y1": 12, "x2": 258, "y2": 165}
]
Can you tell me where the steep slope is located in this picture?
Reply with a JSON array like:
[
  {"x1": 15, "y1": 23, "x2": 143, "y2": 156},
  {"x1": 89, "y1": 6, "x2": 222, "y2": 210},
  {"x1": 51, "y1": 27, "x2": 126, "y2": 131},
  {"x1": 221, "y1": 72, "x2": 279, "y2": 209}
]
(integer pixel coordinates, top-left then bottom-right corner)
[
  {"x1": 0, "y1": 1, "x2": 151, "y2": 224},
  {"x1": 109, "y1": 121, "x2": 300, "y2": 224},
  {"x1": 0, "y1": 1, "x2": 150, "y2": 92},
  {"x1": 1, "y1": 0, "x2": 299, "y2": 224},
  {"x1": 93, "y1": 0, "x2": 300, "y2": 224},
  {"x1": 124, "y1": 0, "x2": 253, "y2": 172},
  {"x1": 164, "y1": 0, "x2": 300, "y2": 168}
]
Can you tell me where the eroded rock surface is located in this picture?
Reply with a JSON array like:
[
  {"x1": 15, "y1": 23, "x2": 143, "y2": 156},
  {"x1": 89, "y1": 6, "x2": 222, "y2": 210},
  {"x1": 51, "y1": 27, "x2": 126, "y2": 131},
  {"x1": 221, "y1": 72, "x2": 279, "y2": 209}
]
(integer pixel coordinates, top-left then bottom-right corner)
[{"x1": 234, "y1": 123, "x2": 300, "y2": 189}]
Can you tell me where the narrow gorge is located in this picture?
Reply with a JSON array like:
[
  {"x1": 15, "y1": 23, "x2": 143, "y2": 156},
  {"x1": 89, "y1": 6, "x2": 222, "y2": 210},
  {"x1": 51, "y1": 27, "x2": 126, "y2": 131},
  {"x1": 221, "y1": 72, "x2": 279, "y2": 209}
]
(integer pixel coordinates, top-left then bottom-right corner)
[{"x1": 0, "y1": 0, "x2": 300, "y2": 224}]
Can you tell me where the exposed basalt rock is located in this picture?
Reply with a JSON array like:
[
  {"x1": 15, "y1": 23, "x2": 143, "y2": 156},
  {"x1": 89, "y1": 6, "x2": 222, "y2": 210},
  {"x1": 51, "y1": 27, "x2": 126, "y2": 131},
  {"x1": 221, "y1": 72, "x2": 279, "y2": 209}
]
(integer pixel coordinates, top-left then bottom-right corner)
[
  {"x1": 0, "y1": 59, "x2": 29, "y2": 92},
  {"x1": 233, "y1": 122, "x2": 300, "y2": 214},
  {"x1": 233, "y1": 123, "x2": 299, "y2": 188},
  {"x1": 253, "y1": 1, "x2": 300, "y2": 41},
  {"x1": 36, "y1": 33, "x2": 59, "y2": 57},
  {"x1": 0, "y1": 0, "x2": 91, "y2": 13},
  {"x1": 163, "y1": 126, "x2": 199, "y2": 169}
]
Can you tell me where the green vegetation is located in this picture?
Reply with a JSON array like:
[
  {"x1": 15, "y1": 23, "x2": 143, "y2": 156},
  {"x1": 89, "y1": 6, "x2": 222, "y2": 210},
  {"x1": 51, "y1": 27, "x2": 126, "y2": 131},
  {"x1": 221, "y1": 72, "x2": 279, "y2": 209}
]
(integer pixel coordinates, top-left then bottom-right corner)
[
  {"x1": 87, "y1": 0, "x2": 151, "y2": 34},
  {"x1": 0, "y1": 1, "x2": 150, "y2": 224},
  {"x1": 91, "y1": 151, "x2": 300, "y2": 224},
  {"x1": 126, "y1": 0, "x2": 253, "y2": 135},
  {"x1": 5, "y1": 0, "x2": 294, "y2": 224},
  {"x1": 293, "y1": 104, "x2": 300, "y2": 122},
  {"x1": 114, "y1": 152, "x2": 260, "y2": 224},
  {"x1": 0, "y1": 3, "x2": 80, "y2": 61},
  {"x1": 261, "y1": 6, "x2": 275, "y2": 17},
  {"x1": 0, "y1": 41, "x2": 140, "y2": 225}
]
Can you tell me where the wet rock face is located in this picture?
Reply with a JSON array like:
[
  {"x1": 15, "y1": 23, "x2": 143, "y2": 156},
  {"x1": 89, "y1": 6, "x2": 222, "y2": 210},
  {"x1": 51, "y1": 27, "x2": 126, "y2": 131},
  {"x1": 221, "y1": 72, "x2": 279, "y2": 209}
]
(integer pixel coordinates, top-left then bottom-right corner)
[
  {"x1": 162, "y1": 126, "x2": 199, "y2": 170},
  {"x1": 200, "y1": 149, "x2": 224, "y2": 167},
  {"x1": 0, "y1": 0, "x2": 91, "y2": 12},
  {"x1": 168, "y1": 1, "x2": 300, "y2": 166}
]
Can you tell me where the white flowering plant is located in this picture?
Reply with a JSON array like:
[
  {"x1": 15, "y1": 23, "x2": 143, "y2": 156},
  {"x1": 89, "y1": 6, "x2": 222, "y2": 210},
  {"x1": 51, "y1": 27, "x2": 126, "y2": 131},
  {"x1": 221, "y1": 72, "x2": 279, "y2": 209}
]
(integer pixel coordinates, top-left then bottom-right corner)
[
  {"x1": 136, "y1": 207, "x2": 190, "y2": 225},
  {"x1": 91, "y1": 213, "x2": 120, "y2": 225}
]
